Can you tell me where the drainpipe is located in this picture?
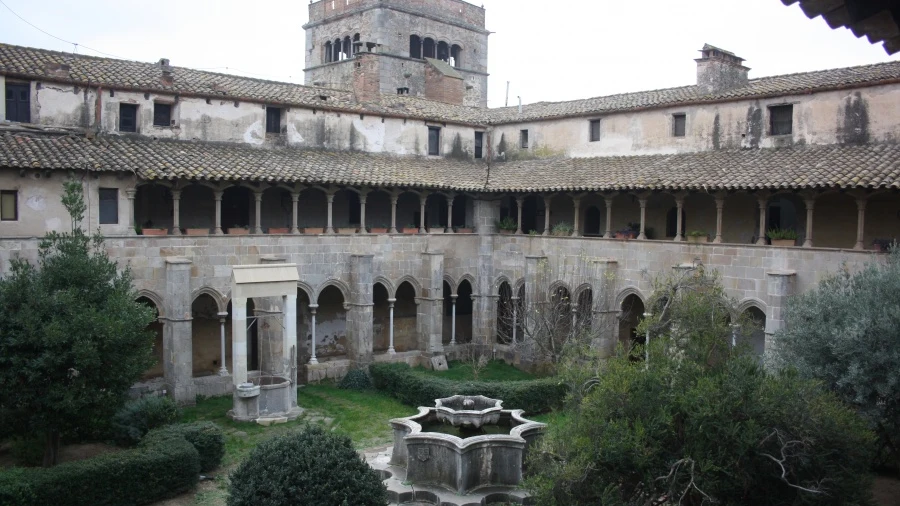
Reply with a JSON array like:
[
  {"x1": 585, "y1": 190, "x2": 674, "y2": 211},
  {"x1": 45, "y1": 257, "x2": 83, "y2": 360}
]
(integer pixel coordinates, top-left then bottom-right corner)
[{"x1": 95, "y1": 86, "x2": 102, "y2": 132}]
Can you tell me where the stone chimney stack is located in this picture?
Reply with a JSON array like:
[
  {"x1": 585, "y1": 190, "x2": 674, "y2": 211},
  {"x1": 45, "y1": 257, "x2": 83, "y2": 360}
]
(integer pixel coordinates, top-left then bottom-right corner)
[
  {"x1": 159, "y1": 58, "x2": 174, "y2": 86},
  {"x1": 696, "y1": 44, "x2": 749, "y2": 94},
  {"x1": 424, "y1": 58, "x2": 465, "y2": 106}
]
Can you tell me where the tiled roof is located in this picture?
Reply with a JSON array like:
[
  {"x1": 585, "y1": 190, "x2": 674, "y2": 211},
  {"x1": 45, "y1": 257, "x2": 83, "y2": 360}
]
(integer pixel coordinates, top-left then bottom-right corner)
[
  {"x1": 2, "y1": 43, "x2": 900, "y2": 125},
  {"x1": 1, "y1": 127, "x2": 898, "y2": 192}
]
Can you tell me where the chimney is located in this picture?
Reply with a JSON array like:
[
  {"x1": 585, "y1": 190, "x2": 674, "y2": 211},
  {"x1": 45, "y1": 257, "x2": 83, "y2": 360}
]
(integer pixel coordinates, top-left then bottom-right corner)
[
  {"x1": 353, "y1": 52, "x2": 381, "y2": 103},
  {"x1": 159, "y1": 58, "x2": 174, "y2": 86},
  {"x1": 695, "y1": 44, "x2": 749, "y2": 94},
  {"x1": 44, "y1": 62, "x2": 71, "y2": 79},
  {"x1": 424, "y1": 58, "x2": 465, "y2": 106}
]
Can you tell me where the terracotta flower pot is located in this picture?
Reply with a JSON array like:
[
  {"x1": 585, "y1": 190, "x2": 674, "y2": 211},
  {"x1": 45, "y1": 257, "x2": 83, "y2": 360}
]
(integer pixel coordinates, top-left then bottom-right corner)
[
  {"x1": 615, "y1": 231, "x2": 637, "y2": 240},
  {"x1": 337, "y1": 227, "x2": 358, "y2": 234},
  {"x1": 227, "y1": 227, "x2": 250, "y2": 235},
  {"x1": 268, "y1": 227, "x2": 291, "y2": 234},
  {"x1": 184, "y1": 228, "x2": 209, "y2": 236},
  {"x1": 687, "y1": 235, "x2": 708, "y2": 243},
  {"x1": 454, "y1": 228, "x2": 473, "y2": 234},
  {"x1": 369, "y1": 227, "x2": 389, "y2": 234},
  {"x1": 141, "y1": 228, "x2": 168, "y2": 236},
  {"x1": 771, "y1": 239, "x2": 796, "y2": 247},
  {"x1": 402, "y1": 227, "x2": 419, "y2": 234}
]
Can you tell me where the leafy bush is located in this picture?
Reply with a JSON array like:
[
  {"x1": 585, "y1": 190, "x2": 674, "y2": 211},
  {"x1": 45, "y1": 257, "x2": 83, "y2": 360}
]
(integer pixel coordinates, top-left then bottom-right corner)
[
  {"x1": 141, "y1": 422, "x2": 224, "y2": 473},
  {"x1": 338, "y1": 368, "x2": 372, "y2": 391},
  {"x1": 0, "y1": 433, "x2": 199, "y2": 506},
  {"x1": 112, "y1": 396, "x2": 180, "y2": 446},
  {"x1": 767, "y1": 227, "x2": 798, "y2": 240},
  {"x1": 370, "y1": 363, "x2": 565, "y2": 413},
  {"x1": 551, "y1": 221, "x2": 573, "y2": 236},
  {"x1": 227, "y1": 425, "x2": 387, "y2": 506},
  {"x1": 496, "y1": 216, "x2": 517, "y2": 231}
]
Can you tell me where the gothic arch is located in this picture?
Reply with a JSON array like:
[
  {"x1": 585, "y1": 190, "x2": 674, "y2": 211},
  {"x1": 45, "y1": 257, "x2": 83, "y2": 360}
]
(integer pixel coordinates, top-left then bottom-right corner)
[
  {"x1": 191, "y1": 286, "x2": 227, "y2": 313},
  {"x1": 616, "y1": 286, "x2": 646, "y2": 309},
  {"x1": 297, "y1": 281, "x2": 316, "y2": 302},
  {"x1": 736, "y1": 297, "x2": 767, "y2": 316},
  {"x1": 493, "y1": 274, "x2": 511, "y2": 295},
  {"x1": 394, "y1": 275, "x2": 422, "y2": 298},
  {"x1": 457, "y1": 273, "x2": 476, "y2": 294},
  {"x1": 548, "y1": 280, "x2": 571, "y2": 297},
  {"x1": 373, "y1": 276, "x2": 395, "y2": 298},
  {"x1": 315, "y1": 279, "x2": 351, "y2": 302},
  {"x1": 572, "y1": 282, "x2": 593, "y2": 300},
  {"x1": 135, "y1": 289, "x2": 165, "y2": 318},
  {"x1": 513, "y1": 278, "x2": 525, "y2": 295},
  {"x1": 443, "y1": 274, "x2": 458, "y2": 296}
]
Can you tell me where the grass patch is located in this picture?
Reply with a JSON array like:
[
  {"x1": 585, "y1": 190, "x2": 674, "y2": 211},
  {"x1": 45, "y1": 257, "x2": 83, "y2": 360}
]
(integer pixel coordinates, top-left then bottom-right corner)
[
  {"x1": 412, "y1": 359, "x2": 536, "y2": 382},
  {"x1": 178, "y1": 384, "x2": 411, "y2": 467}
]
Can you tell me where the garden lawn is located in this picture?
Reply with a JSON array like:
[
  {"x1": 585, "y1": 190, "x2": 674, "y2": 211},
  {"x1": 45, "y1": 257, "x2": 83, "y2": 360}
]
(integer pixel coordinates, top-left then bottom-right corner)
[{"x1": 412, "y1": 359, "x2": 536, "y2": 382}]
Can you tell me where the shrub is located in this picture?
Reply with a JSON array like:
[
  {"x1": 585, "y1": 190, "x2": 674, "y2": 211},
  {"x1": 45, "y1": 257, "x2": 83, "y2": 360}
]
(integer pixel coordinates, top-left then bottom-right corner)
[
  {"x1": 370, "y1": 363, "x2": 566, "y2": 413},
  {"x1": 112, "y1": 396, "x2": 180, "y2": 446},
  {"x1": 227, "y1": 425, "x2": 387, "y2": 506},
  {"x1": 767, "y1": 227, "x2": 799, "y2": 240},
  {"x1": 141, "y1": 422, "x2": 225, "y2": 473},
  {"x1": 338, "y1": 368, "x2": 372, "y2": 391},
  {"x1": 0, "y1": 433, "x2": 199, "y2": 506}
]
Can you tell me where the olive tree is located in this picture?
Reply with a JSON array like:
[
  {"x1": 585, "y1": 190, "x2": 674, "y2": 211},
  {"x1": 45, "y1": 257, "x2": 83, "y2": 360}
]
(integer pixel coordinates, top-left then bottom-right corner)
[{"x1": 0, "y1": 179, "x2": 156, "y2": 466}]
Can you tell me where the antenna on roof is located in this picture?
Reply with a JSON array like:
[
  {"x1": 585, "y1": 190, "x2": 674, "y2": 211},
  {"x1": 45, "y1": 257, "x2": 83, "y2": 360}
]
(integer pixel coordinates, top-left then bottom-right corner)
[{"x1": 505, "y1": 81, "x2": 510, "y2": 107}]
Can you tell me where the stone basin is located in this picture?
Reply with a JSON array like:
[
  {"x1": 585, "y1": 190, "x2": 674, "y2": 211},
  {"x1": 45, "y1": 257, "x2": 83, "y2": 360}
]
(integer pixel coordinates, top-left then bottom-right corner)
[
  {"x1": 434, "y1": 395, "x2": 502, "y2": 429},
  {"x1": 251, "y1": 375, "x2": 292, "y2": 415}
]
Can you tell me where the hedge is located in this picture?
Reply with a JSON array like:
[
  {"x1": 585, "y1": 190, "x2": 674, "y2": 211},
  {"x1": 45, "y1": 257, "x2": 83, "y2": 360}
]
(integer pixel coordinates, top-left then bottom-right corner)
[
  {"x1": 0, "y1": 422, "x2": 224, "y2": 506},
  {"x1": 369, "y1": 362, "x2": 567, "y2": 413}
]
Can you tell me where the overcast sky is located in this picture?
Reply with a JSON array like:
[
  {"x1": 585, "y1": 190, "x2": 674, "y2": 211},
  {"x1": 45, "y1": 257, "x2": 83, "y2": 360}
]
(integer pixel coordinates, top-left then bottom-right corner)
[{"x1": 2, "y1": 0, "x2": 897, "y2": 108}]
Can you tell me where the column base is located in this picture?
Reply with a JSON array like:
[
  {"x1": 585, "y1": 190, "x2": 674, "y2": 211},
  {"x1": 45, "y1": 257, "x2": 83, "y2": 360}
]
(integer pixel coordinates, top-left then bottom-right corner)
[
  {"x1": 218, "y1": 368, "x2": 230, "y2": 376},
  {"x1": 309, "y1": 357, "x2": 319, "y2": 364}
]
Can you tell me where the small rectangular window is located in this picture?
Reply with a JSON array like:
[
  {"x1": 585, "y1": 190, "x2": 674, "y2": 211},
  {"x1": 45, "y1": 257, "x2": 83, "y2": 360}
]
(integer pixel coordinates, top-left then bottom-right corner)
[
  {"x1": 428, "y1": 126, "x2": 441, "y2": 155},
  {"x1": 673, "y1": 114, "x2": 686, "y2": 137},
  {"x1": 474, "y1": 132, "x2": 484, "y2": 159},
  {"x1": 589, "y1": 120, "x2": 601, "y2": 142},
  {"x1": 5, "y1": 83, "x2": 31, "y2": 123},
  {"x1": 119, "y1": 103, "x2": 138, "y2": 132},
  {"x1": 99, "y1": 188, "x2": 118, "y2": 224},
  {"x1": 520, "y1": 129, "x2": 529, "y2": 149},
  {"x1": 769, "y1": 104, "x2": 793, "y2": 136},
  {"x1": 153, "y1": 103, "x2": 172, "y2": 127},
  {"x1": 0, "y1": 190, "x2": 18, "y2": 221},
  {"x1": 266, "y1": 107, "x2": 282, "y2": 134}
]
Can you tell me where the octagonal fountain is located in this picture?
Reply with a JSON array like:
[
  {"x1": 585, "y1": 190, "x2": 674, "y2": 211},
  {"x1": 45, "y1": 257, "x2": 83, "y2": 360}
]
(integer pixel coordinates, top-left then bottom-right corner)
[{"x1": 388, "y1": 395, "x2": 546, "y2": 497}]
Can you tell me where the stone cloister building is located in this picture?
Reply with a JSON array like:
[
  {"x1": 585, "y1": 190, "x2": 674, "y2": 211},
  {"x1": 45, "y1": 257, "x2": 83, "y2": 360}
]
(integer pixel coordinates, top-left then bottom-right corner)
[{"x1": 1, "y1": 0, "x2": 899, "y2": 402}]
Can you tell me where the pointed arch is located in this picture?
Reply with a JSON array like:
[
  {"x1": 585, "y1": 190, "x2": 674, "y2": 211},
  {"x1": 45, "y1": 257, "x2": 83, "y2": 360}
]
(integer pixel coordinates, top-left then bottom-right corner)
[
  {"x1": 548, "y1": 280, "x2": 571, "y2": 296},
  {"x1": 493, "y1": 274, "x2": 511, "y2": 296},
  {"x1": 297, "y1": 281, "x2": 315, "y2": 302},
  {"x1": 373, "y1": 276, "x2": 395, "y2": 298},
  {"x1": 191, "y1": 286, "x2": 227, "y2": 313},
  {"x1": 135, "y1": 289, "x2": 165, "y2": 318},
  {"x1": 316, "y1": 279, "x2": 351, "y2": 302},
  {"x1": 513, "y1": 277, "x2": 526, "y2": 295},
  {"x1": 457, "y1": 273, "x2": 476, "y2": 294},
  {"x1": 394, "y1": 275, "x2": 422, "y2": 298},
  {"x1": 443, "y1": 274, "x2": 458, "y2": 296},
  {"x1": 616, "y1": 286, "x2": 646, "y2": 309},
  {"x1": 736, "y1": 297, "x2": 767, "y2": 316},
  {"x1": 572, "y1": 282, "x2": 593, "y2": 301}
]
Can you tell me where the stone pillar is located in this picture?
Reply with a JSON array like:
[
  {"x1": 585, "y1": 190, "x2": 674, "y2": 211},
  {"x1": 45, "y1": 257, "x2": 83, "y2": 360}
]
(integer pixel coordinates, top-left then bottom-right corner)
[
  {"x1": 674, "y1": 193, "x2": 685, "y2": 242},
  {"x1": 765, "y1": 270, "x2": 796, "y2": 354},
  {"x1": 446, "y1": 194, "x2": 454, "y2": 233},
  {"x1": 348, "y1": 255, "x2": 375, "y2": 366},
  {"x1": 171, "y1": 190, "x2": 182, "y2": 235},
  {"x1": 163, "y1": 257, "x2": 195, "y2": 404},
  {"x1": 590, "y1": 259, "x2": 620, "y2": 357},
  {"x1": 543, "y1": 195, "x2": 552, "y2": 236},
  {"x1": 603, "y1": 194, "x2": 615, "y2": 239},
  {"x1": 522, "y1": 255, "x2": 548, "y2": 362},
  {"x1": 572, "y1": 196, "x2": 581, "y2": 237},
  {"x1": 325, "y1": 192, "x2": 335, "y2": 234},
  {"x1": 471, "y1": 198, "x2": 499, "y2": 344},
  {"x1": 510, "y1": 295, "x2": 519, "y2": 343},
  {"x1": 285, "y1": 295, "x2": 297, "y2": 411},
  {"x1": 214, "y1": 191, "x2": 224, "y2": 235},
  {"x1": 359, "y1": 193, "x2": 368, "y2": 233},
  {"x1": 291, "y1": 192, "x2": 300, "y2": 234},
  {"x1": 756, "y1": 192, "x2": 768, "y2": 245},
  {"x1": 515, "y1": 196, "x2": 524, "y2": 235},
  {"x1": 803, "y1": 196, "x2": 816, "y2": 248},
  {"x1": 390, "y1": 195, "x2": 399, "y2": 234},
  {"x1": 253, "y1": 191, "x2": 263, "y2": 235},
  {"x1": 419, "y1": 252, "x2": 445, "y2": 353},
  {"x1": 126, "y1": 189, "x2": 137, "y2": 235},
  {"x1": 419, "y1": 192, "x2": 428, "y2": 234},
  {"x1": 637, "y1": 196, "x2": 648, "y2": 240},
  {"x1": 854, "y1": 197, "x2": 867, "y2": 250},
  {"x1": 258, "y1": 256, "x2": 286, "y2": 373},
  {"x1": 217, "y1": 312, "x2": 229, "y2": 376},
  {"x1": 308, "y1": 304, "x2": 319, "y2": 364},
  {"x1": 714, "y1": 193, "x2": 725, "y2": 244},
  {"x1": 387, "y1": 298, "x2": 396, "y2": 354},
  {"x1": 231, "y1": 296, "x2": 248, "y2": 385},
  {"x1": 450, "y1": 294, "x2": 458, "y2": 345}
]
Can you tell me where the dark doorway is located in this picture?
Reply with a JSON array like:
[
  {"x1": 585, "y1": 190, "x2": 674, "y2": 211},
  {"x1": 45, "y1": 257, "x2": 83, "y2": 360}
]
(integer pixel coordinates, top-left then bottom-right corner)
[{"x1": 222, "y1": 186, "x2": 251, "y2": 231}]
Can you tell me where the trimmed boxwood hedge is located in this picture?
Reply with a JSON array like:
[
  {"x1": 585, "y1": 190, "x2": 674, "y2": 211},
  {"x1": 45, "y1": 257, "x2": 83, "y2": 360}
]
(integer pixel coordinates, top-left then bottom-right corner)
[
  {"x1": 369, "y1": 362, "x2": 566, "y2": 413},
  {"x1": 0, "y1": 422, "x2": 224, "y2": 506}
]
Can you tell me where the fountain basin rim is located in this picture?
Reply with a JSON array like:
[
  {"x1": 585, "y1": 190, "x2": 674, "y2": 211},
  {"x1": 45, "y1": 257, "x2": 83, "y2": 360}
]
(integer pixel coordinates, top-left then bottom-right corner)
[{"x1": 389, "y1": 407, "x2": 546, "y2": 451}]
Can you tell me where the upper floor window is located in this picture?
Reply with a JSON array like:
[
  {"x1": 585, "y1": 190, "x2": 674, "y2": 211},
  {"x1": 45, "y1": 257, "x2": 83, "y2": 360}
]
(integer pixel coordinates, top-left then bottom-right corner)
[
  {"x1": 153, "y1": 102, "x2": 172, "y2": 127},
  {"x1": 266, "y1": 107, "x2": 282, "y2": 134},
  {"x1": 99, "y1": 188, "x2": 118, "y2": 225},
  {"x1": 5, "y1": 82, "x2": 30, "y2": 123},
  {"x1": 474, "y1": 132, "x2": 484, "y2": 159},
  {"x1": 769, "y1": 104, "x2": 793, "y2": 136},
  {"x1": 428, "y1": 126, "x2": 441, "y2": 156},
  {"x1": 119, "y1": 103, "x2": 138, "y2": 132},
  {"x1": 0, "y1": 190, "x2": 18, "y2": 221},
  {"x1": 673, "y1": 114, "x2": 686, "y2": 137},
  {"x1": 520, "y1": 129, "x2": 529, "y2": 149},
  {"x1": 589, "y1": 120, "x2": 601, "y2": 142}
]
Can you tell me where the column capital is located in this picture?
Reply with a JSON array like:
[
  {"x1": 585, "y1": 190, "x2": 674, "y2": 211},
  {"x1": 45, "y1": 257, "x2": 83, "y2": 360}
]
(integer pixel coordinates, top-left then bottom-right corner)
[
  {"x1": 360, "y1": 196, "x2": 367, "y2": 205},
  {"x1": 326, "y1": 193, "x2": 335, "y2": 203},
  {"x1": 290, "y1": 192, "x2": 300, "y2": 202},
  {"x1": 254, "y1": 191, "x2": 263, "y2": 202},
  {"x1": 171, "y1": 189, "x2": 182, "y2": 200},
  {"x1": 125, "y1": 189, "x2": 137, "y2": 199},
  {"x1": 390, "y1": 197, "x2": 399, "y2": 205},
  {"x1": 214, "y1": 191, "x2": 224, "y2": 201}
]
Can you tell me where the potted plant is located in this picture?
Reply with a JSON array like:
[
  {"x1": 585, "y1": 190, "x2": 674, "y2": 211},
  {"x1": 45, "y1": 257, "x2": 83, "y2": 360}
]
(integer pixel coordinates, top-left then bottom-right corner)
[
  {"x1": 429, "y1": 225, "x2": 446, "y2": 234},
  {"x1": 368, "y1": 224, "x2": 389, "y2": 234},
  {"x1": 496, "y1": 216, "x2": 517, "y2": 234},
  {"x1": 767, "y1": 227, "x2": 798, "y2": 247},
  {"x1": 228, "y1": 225, "x2": 250, "y2": 235},
  {"x1": 615, "y1": 223, "x2": 640, "y2": 240},
  {"x1": 551, "y1": 221, "x2": 573, "y2": 237},
  {"x1": 872, "y1": 238, "x2": 895, "y2": 252},
  {"x1": 184, "y1": 226, "x2": 210, "y2": 236},
  {"x1": 337, "y1": 225, "x2": 359, "y2": 234},
  {"x1": 454, "y1": 225, "x2": 473, "y2": 234},
  {"x1": 268, "y1": 227, "x2": 291, "y2": 234},
  {"x1": 686, "y1": 230, "x2": 708, "y2": 243},
  {"x1": 402, "y1": 224, "x2": 419, "y2": 234},
  {"x1": 133, "y1": 224, "x2": 143, "y2": 235},
  {"x1": 140, "y1": 221, "x2": 168, "y2": 236}
]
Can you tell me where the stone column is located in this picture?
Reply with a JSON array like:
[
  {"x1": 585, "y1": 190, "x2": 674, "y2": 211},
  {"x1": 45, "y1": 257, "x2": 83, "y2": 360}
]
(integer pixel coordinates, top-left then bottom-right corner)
[
  {"x1": 854, "y1": 197, "x2": 867, "y2": 250},
  {"x1": 471, "y1": 199, "x2": 499, "y2": 344},
  {"x1": 674, "y1": 193, "x2": 685, "y2": 242},
  {"x1": 756, "y1": 192, "x2": 768, "y2": 245},
  {"x1": 572, "y1": 196, "x2": 581, "y2": 237},
  {"x1": 284, "y1": 294, "x2": 297, "y2": 408},
  {"x1": 523, "y1": 255, "x2": 548, "y2": 363},
  {"x1": 803, "y1": 196, "x2": 816, "y2": 248},
  {"x1": 590, "y1": 259, "x2": 620, "y2": 356},
  {"x1": 348, "y1": 255, "x2": 375, "y2": 366},
  {"x1": 419, "y1": 192, "x2": 428, "y2": 234},
  {"x1": 359, "y1": 193, "x2": 368, "y2": 233},
  {"x1": 603, "y1": 194, "x2": 615, "y2": 239},
  {"x1": 714, "y1": 193, "x2": 725, "y2": 244},
  {"x1": 308, "y1": 304, "x2": 319, "y2": 364},
  {"x1": 217, "y1": 311, "x2": 229, "y2": 376},
  {"x1": 126, "y1": 189, "x2": 137, "y2": 235},
  {"x1": 515, "y1": 196, "x2": 524, "y2": 235},
  {"x1": 325, "y1": 192, "x2": 335, "y2": 234},
  {"x1": 637, "y1": 196, "x2": 648, "y2": 240},
  {"x1": 291, "y1": 192, "x2": 300, "y2": 234},
  {"x1": 387, "y1": 298, "x2": 396, "y2": 354},
  {"x1": 543, "y1": 195, "x2": 552, "y2": 236},
  {"x1": 231, "y1": 296, "x2": 248, "y2": 385},
  {"x1": 510, "y1": 295, "x2": 519, "y2": 343},
  {"x1": 765, "y1": 270, "x2": 796, "y2": 353},
  {"x1": 213, "y1": 191, "x2": 224, "y2": 235},
  {"x1": 163, "y1": 257, "x2": 195, "y2": 404},
  {"x1": 171, "y1": 190, "x2": 182, "y2": 235},
  {"x1": 390, "y1": 195, "x2": 399, "y2": 234},
  {"x1": 446, "y1": 194, "x2": 454, "y2": 233},
  {"x1": 450, "y1": 294, "x2": 458, "y2": 345},
  {"x1": 419, "y1": 252, "x2": 445, "y2": 353},
  {"x1": 253, "y1": 191, "x2": 263, "y2": 235}
]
